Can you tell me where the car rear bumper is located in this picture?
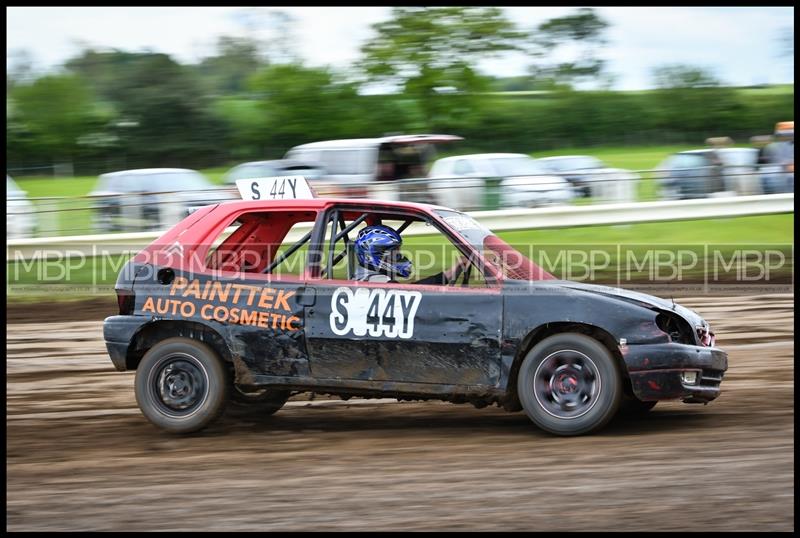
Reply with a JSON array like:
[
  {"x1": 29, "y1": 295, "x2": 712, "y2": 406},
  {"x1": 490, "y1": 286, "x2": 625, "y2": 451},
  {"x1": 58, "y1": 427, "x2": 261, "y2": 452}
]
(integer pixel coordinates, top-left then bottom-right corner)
[
  {"x1": 623, "y1": 343, "x2": 728, "y2": 403},
  {"x1": 103, "y1": 315, "x2": 150, "y2": 371}
]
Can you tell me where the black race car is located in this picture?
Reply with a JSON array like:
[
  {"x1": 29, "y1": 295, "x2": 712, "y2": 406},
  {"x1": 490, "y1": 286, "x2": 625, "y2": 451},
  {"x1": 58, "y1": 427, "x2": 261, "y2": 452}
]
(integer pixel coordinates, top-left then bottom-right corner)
[{"x1": 103, "y1": 178, "x2": 727, "y2": 436}]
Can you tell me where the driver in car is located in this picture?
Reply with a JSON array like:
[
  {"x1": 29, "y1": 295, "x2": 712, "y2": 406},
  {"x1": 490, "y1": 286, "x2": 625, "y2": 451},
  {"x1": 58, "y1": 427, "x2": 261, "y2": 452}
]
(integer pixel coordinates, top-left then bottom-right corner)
[{"x1": 353, "y1": 225, "x2": 453, "y2": 285}]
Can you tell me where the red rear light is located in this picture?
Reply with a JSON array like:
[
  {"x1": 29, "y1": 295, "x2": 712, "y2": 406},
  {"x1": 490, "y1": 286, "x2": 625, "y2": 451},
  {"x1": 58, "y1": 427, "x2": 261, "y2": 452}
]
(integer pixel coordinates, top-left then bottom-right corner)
[{"x1": 117, "y1": 290, "x2": 135, "y2": 315}]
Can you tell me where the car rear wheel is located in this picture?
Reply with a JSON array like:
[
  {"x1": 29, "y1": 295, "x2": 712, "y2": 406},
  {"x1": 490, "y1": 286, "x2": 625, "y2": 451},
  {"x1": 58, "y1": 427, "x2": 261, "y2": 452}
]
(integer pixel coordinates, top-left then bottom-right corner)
[
  {"x1": 135, "y1": 337, "x2": 229, "y2": 434},
  {"x1": 518, "y1": 333, "x2": 622, "y2": 436}
]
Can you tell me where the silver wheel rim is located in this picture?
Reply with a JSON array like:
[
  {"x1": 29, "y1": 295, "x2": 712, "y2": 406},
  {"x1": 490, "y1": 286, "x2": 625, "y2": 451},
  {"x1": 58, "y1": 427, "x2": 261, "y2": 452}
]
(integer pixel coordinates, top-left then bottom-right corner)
[
  {"x1": 532, "y1": 349, "x2": 602, "y2": 420},
  {"x1": 148, "y1": 352, "x2": 210, "y2": 419}
]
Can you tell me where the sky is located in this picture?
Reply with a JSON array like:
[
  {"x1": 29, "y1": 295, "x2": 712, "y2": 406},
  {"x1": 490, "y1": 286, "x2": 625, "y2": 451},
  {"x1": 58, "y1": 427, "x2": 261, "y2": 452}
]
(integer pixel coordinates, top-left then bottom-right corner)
[{"x1": 6, "y1": 6, "x2": 795, "y2": 90}]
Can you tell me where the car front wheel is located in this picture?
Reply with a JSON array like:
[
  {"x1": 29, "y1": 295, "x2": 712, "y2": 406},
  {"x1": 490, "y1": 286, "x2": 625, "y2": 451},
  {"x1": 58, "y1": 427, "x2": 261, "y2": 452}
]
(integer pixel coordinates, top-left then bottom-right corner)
[
  {"x1": 135, "y1": 337, "x2": 229, "y2": 434},
  {"x1": 518, "y1": 333, "x2": 622, "y2": 436}
]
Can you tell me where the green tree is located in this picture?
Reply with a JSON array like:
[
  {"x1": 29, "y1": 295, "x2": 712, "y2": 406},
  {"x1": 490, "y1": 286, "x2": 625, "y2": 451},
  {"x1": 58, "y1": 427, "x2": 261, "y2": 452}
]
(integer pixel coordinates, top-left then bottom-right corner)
[
  {"x1": 357, "y1": 7, "x2": 523, "y2": 128},
  {"x1": 106, "y1": 53, "x2": 230, "y2": 167},
  {"x1": 651, "y1": 64, "x2": 722, "y2": 89},
  {"x1": 64, "y1": 49, "x2": 154, "y2": 103},
  {"x1": 650, "y1": 64, "x2": 743, "y2": 137},
  {"x1": 7, "y1": 49, "x2": 38, "y2": 92},
  {"x1": 8, "y1": 74, "x2": 111, "y2": 164},
  {"x1": 246, "y1": 63, "x2": 366, "y2": 154},
  {"x1": 195, "y1": 36, "x2": 267, "y2": 96},
  {"x1": 530, "y1": 8, "x2": 611, "y2": 88}
]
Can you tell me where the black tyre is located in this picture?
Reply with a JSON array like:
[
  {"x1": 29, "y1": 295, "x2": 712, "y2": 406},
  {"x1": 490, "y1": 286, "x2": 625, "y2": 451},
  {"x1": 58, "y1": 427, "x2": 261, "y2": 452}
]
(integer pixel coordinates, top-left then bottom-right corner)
[
  {"x1": 135, "y1": 337, "x2": 229, "y2": 434},
  {"x1": 230, "y1": 385, "x2": 291, "y2": 416},
  {"x1": 518, "y1": 333, "x2": 622, "y2": 436}
]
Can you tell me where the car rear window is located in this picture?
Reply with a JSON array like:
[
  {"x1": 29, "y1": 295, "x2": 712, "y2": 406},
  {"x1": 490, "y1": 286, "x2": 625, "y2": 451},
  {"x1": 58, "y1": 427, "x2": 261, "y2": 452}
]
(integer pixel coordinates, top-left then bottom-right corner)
[{"x1": 205, "y1": 210, "x2": 318, "y2": 276}]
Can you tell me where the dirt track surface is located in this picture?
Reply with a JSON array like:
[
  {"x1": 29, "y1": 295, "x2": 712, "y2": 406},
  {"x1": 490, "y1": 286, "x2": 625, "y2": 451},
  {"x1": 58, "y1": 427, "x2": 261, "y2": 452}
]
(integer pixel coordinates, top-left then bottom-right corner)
[{"x1": 6, "y1": 294, "x2": 794, "y2": 531}]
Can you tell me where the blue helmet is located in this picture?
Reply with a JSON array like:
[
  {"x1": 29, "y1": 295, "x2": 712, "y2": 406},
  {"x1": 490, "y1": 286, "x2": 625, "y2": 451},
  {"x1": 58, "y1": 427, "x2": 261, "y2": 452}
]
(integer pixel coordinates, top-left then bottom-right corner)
[{"x1": 354, "y1": 225, "x2": 413, "y2": 278}]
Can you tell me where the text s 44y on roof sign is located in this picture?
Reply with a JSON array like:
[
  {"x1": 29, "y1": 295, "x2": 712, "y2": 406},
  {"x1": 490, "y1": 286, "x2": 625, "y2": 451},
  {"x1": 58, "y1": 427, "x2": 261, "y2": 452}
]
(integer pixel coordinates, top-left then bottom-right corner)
[{"x1": 236, "y1": 176, "x2": 315, "y2": 201}]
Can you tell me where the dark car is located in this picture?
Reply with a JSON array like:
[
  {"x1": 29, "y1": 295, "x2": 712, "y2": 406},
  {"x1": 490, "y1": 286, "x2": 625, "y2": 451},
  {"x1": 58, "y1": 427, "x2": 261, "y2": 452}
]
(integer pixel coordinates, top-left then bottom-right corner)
[
  {"x1": 222, "y1": 159, "x2": 326, "y2": 186},
  {"x1": 537, "y1": 155, "x2": 639, "y2": 202},
  {"x1": 656, "y1": 148, "x2": 761, "y2": 199},
  {"x1": 103, "y1": 183, "x2": 727, "y2": 436}
]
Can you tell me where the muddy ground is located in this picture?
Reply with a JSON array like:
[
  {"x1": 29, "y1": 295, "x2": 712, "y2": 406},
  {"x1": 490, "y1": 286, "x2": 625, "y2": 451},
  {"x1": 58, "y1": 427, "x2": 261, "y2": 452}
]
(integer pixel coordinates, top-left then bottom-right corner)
[{"x1": 6, "y1": 293, "x2": 794, "y2": 531}]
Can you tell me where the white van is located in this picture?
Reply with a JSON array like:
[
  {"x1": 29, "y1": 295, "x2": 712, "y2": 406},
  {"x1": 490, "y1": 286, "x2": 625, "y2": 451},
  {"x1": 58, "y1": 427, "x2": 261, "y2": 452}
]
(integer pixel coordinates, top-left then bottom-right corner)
[{"x1": 285, "y1": 134, "x2": 462, "y2": 201}]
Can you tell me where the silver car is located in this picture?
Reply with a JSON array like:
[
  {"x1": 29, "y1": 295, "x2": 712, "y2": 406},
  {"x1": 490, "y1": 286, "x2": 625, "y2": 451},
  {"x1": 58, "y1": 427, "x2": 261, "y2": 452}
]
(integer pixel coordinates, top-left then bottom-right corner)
[
  {"x1": 89, "y1": 168, "x2": 235, "y2": 232},
  {"x1": 427, "y1": 153, "x2": 575, "y2": 210},
  {"x1": 6, "y1": 175, "x2": 36, "y2": 239}
]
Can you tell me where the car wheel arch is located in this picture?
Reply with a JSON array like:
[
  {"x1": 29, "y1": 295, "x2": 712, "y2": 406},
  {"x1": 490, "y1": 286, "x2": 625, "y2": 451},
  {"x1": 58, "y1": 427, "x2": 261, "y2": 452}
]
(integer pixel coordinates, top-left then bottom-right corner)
[
  {"x1": 126, "y1": 320, "x2": 233, "y2": 371},
  {"x1": 506, "y1": 322, "x2": 626, "y2": 406}
]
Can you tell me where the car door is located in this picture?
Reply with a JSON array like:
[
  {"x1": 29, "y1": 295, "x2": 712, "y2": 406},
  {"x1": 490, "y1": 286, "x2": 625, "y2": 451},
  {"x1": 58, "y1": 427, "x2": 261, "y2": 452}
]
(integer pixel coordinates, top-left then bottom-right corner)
[{"x1": 302, "y1": 205, "x2": 503, "y2": 388}]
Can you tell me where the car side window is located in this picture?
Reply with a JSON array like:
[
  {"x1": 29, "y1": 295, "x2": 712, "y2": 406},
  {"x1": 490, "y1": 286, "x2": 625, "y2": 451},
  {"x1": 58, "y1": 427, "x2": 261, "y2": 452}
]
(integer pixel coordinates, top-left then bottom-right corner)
[{"x1": 314, "y1": 207, "x2": 489, "y2": 288}]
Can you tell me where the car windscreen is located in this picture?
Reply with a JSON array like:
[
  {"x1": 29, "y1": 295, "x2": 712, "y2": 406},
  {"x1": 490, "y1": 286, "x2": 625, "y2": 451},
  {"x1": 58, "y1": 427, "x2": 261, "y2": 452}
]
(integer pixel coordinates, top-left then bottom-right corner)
[
  {"x1": 436, "y1": 209, "x2": 554, "y2": 281},
  {"x1": 488, "y1": 157, "x2": 548, "y2": 177}
]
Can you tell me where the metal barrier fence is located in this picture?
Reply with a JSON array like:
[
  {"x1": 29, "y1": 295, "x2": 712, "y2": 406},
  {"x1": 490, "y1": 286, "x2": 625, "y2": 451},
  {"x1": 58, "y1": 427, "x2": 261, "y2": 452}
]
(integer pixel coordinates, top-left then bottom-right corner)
[
  {"x1": 6, "y1": 193, "x2": 794, "y2": 262},
  {"x1": 6, "y1": 166, "x2": 794, "y2": 239}
]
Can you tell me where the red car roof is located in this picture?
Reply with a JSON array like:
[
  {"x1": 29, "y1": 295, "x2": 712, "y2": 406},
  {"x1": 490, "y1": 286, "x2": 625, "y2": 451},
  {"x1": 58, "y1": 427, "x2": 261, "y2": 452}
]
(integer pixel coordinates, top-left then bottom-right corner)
[{"x1": 210, "y1": 197, "x2": 449, "y2": 213}]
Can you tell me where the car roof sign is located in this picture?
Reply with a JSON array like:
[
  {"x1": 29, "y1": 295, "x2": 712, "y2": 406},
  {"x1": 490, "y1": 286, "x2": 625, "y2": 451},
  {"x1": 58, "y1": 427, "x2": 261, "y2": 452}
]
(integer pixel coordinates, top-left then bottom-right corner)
[{"x1": 236, "y1": 176, "x2": 316, "y2": 201}]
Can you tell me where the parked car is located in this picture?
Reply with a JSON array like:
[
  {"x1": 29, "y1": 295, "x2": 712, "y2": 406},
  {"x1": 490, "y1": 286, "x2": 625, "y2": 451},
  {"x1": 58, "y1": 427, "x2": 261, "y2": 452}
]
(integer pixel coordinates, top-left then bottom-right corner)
[
  {"x1": 427, "y1": 153, "x2": 575, "y2": 210},
  {"x1": 222, "y1": 159, "x2": 326, "y2": 186},
  {"x1": 6, "y1": 175, "x2": 36, "y2": 239},
  {"x1": 656, "y1": 148, "x2": 762, "y2": 200},
  {"x1": 89, "y1": 168, "x2": 236, "y2": 232},
  {"x1": 537, "y1": 155, "x2": 638, "y2": 202},
  {"x1": 284, "y1": 134, "x2": 462, "y2": 200}
]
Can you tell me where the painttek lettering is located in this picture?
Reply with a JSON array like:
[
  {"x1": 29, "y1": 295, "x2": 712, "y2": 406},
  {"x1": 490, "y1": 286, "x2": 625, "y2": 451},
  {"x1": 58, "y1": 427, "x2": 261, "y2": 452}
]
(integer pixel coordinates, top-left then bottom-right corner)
[{"x1": 329, "y1": 287, "x2": 421, "y2": 339}]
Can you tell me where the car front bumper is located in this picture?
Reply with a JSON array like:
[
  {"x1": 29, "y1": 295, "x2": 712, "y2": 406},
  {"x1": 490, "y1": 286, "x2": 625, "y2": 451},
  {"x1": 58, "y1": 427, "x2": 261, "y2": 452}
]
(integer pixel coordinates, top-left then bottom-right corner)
[{"x1": 622, "y1": 343, "x2": 728, "y2": 403}]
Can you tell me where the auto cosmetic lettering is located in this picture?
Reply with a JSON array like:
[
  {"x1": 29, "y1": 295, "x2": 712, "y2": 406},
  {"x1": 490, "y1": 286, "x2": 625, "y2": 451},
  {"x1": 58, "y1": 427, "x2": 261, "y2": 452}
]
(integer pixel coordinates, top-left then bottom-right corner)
[
  {"x1": 330, "y1": 287, "x2": 421, "y2": 339},
  {"x1": 138, "y1": 276, "x2": 301, "y2": 332}
]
